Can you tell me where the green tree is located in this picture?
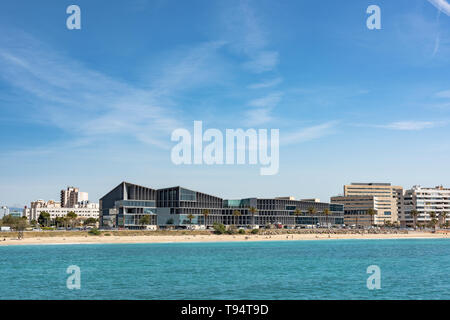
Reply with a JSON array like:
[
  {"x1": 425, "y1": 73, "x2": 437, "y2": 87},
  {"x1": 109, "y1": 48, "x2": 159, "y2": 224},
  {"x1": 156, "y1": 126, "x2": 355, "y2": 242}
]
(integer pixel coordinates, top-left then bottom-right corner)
[
  {"x1": 410, "y1": 210, "x2": 419, "y2": 230},
  {"x1": 139, "y1": 215, "x2": 151, "y2": 228},
  {"x1": 212, "y1": 223, "x2": 226, "y2": 234},
  {"x1": 439, "y1": 212, "x2": 447, "y2": 228},
  {"x1": 38, "y1": 212, "x2": 51, "y2": 227},
  {"x1": 430, "y1": 218, "x2": 438, "y2": 231},
  {"x1": 232, "y1": 210, "x2": 241, "y2": 227},
  {"x1": 294, "y1": 209, "x2": 302, "y2": 226},
  {"x1": 66, "y1": 211, "x2": 78, "y2": 229},
  {"x1": 187, "y1": 214, "x2": 195, "y2": 226},
  {"x1": 367, "y1": 208, "x2": 377, "y2": 227},
  {"x1": 84, "y1": 218, "x2": 97, "y2": 226},
  {"x1": 429, "y1": 212, "x2": 438, "y2": 231},
  {"x1": 307, "y1": 207, "x2": 317, "y2": 226},
  {"x1": 15, "y1": 218, "x2": 28, "y2": 240},
  {"x1": 202, "y1": 209, "x2": 210, "y2": 227},
  {"x1": 2, "y1": 215, "x2": 28, "y2": 239},
  {"x1": 249, "y1": 206, "x2": 258, "y2": 228},
  {"x1": 2, "y1": 214, "x2": 16, "y2": 226},
  {"x1": 323, "y1": 208, "x2": 331, "y2": 228}
]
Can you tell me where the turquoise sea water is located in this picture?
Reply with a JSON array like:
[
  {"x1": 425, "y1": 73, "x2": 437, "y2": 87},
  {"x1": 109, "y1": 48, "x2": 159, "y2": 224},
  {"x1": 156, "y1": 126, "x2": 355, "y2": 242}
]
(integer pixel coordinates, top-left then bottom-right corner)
[{"x1": 0, "y1": 239, "x2": 449, "y2": 300}]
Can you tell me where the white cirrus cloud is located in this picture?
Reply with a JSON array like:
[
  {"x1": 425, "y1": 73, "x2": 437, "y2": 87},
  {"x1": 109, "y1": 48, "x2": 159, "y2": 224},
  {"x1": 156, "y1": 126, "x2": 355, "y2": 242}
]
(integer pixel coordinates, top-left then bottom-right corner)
[
  {"x1": 281, "y1": 121, "x2": 338, "y2": 146},
  {"x1": 377, "y1": 121, "x2": 444, "y2": 131},
  {"x1": 0, "y1": 31, "x2": 229, "y2": 150},
  {"x1": 244, "y1": 92, "x2": 283, "y2": 126},
  {"x1": 428, "y1": 0, "x2": 450, "y2": 16},
  {"x1": 243, "y1": 51, "x2": 279, "y2": 73},
  {"x1": 221, "y1": 0, "x2": 279, "y2": 73},
  {"x1": 435, "y1": 89, "x2": 450, "y2": 98},
  {"x1": 248, "y1": 92, "x2": 283, "y2": 108},
  {"x1": 248, "y1": 77, "x2": 283, "y2": 89}
]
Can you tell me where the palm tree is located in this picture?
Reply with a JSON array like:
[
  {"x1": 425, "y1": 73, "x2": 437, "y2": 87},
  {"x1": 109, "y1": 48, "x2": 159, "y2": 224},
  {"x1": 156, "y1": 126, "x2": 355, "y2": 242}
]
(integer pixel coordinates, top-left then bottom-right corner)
[
  {"x1": 439, "y1": 212, "x2": 447, "y2": 228},
  {"x1": 202, "y1": 209, "x2": 210, "y2": 227},
  {"x1": 63, "y1": 216, "x2": 69, "y2": 229},
  {"x1": 430, "y1": 218, "x2": 438, "y2": 231},
  {"x1": 187, "y1": 214, "x2": 195, "y2": 226},
  {"x1": 249, "y1": 207, "x2": 257, "y2": 228},
  {"x1": 367, "y1": 208, "x2": 377, "y2": 227},
  {"x1": 307, "y1": 207, "x2": 317, "y2": 226},
  {"x1": 294, "y1": 209, "x2": 302, "y2": 227},
  {"x1": 232, "y1": 210, "x2": 241, "y2": 227},
  {"x1": 410, "y1": 210, "x2": 419, "y2": 230},
  {"x1": 429, "y1": 212, "x2": 436, "y2": 229},
  {"x1": 323, "y1": 208, "x2": 331, "y2": 228}
]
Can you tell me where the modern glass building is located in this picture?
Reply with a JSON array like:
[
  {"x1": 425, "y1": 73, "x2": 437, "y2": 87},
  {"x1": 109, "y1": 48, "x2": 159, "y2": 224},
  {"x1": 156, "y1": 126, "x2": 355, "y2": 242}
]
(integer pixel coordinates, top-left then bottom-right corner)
[
  {"x1": 99, "y1": 182, "x2": 344, "y2": 229},
  {"x1": 156, "y1": 186, "x2": 223, "y2": 226},
  {"x1": 99, "y1": 182, "x2": 157, "y2": 229},
  {"x1": 224, "y1": 198, "x2": 344, "y2": 227}
]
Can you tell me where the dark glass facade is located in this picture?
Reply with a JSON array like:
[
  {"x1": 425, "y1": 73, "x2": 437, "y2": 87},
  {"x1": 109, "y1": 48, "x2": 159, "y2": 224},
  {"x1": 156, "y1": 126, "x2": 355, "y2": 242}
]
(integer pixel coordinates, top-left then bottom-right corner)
[
  {"x1": 99, "y1": 182, "x2": 157, "y2": 229},
  {"x1": 100, "y1": 182, "x2": 344, "y2": 228}
]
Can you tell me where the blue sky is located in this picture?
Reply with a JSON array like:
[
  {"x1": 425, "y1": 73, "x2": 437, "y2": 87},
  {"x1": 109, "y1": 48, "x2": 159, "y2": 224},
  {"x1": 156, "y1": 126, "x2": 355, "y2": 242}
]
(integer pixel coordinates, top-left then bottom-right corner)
[{"x1": 1, "y1": 0, "x2": 450, "y2": 206}]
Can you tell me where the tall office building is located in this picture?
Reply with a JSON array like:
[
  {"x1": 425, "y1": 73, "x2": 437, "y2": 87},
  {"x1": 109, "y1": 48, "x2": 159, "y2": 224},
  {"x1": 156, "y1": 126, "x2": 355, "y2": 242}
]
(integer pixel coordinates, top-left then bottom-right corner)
[
  {"x1": 331, "y1": 183, "x2": 403, "y2": 226},
  {"x1": 61, "y1": 187, "x2": 89, "y2": 208},
  {"x1": 400, "y1": 185, "x2": 450, "y2": 227}
]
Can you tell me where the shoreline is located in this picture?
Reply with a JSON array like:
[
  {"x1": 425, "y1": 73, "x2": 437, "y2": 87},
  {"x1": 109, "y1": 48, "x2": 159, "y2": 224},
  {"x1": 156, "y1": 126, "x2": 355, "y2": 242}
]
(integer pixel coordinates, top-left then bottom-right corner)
[{"x1": 1, "y1": 231, "x2": 449, "y2": 246}]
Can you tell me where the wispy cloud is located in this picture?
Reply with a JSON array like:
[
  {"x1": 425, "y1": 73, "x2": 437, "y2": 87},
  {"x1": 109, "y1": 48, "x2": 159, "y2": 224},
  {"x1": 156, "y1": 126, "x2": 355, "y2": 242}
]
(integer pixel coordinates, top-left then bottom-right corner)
[
  {"x1": 435, "y1": 89, "x2": 450, "y2": 98},
  {"x1": 0, "y1": 31, "x2": 227, "y2": 150},
  {"x1": 244, "y1": 92, "x2": 282, "y2": 126},
  {"x1": 248, "y1": 92, "x2": 282, "y2": 108},
  {"x1": 222, "y1": 0, "x2": 279, "y2": 73},
  {"x1": 375, "y1": 121, "x2": 445, "y2": 131},
  {"x1": 281, "y1": 122, "x2": 338, "y2": 146},
  {"x1": 243, "y1": 50, "x2": 279, "y2": 73},
  {"x1": 428, "y1": 0, "x2": 450, "y2": 16},
  {"x1": 248, "y1": 77, "x2": 283, "y2": 89}
]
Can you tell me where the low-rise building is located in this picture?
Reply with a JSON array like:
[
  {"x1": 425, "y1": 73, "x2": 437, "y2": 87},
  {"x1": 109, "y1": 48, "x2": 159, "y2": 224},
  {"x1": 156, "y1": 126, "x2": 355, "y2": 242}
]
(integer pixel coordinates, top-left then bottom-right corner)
[
  {"x1": 0, "y1": 206, "x2": 10, "y2": 219},
  {"x1": 28, "y1": 199, "x2": 99, "y2": 222},
  {"x1": 331, "y1": 195, "x2": 380, "y2": 226},
  {"x1": 100, "y1": 182, "x2": 344, "y2": 229}
]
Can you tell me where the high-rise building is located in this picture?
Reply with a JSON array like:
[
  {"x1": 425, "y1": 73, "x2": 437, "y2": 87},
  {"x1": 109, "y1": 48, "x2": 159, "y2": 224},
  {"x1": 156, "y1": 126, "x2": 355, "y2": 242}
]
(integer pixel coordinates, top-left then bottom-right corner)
[
  {"x1": 331, "y1": 183, "x2": 403, "y2": 225},
  {"x1": 400, "y1": 185, "x2": 450, "y2": 227},
  {"x1": 61, "y1": 187, "x2": 89, "y2": 208}
]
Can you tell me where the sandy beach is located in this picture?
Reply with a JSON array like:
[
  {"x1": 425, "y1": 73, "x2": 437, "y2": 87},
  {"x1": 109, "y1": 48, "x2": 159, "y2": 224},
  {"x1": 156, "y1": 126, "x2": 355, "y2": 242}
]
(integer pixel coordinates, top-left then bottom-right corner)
[{"x1": 0, "y1": 230, "x2": 449, "y2": 246}]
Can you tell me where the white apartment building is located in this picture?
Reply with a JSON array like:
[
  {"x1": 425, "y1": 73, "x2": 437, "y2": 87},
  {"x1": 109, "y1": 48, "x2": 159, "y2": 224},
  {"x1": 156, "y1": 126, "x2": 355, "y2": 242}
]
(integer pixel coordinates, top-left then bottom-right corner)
[
  {"x1": 27, "y1": 199, "x2": 99, "y2": 222},
  {"x1": 0, "y1": 206, "x2": 10, "y2": 219},
  {"x1": 400, "y1": 185, "x2": 450, "y2": 227}
]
